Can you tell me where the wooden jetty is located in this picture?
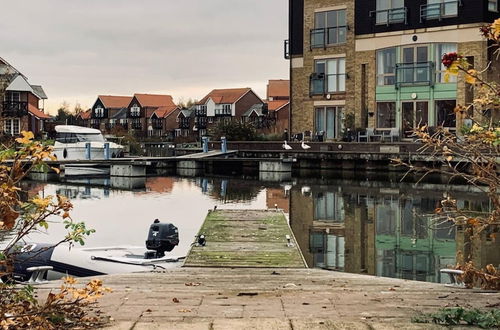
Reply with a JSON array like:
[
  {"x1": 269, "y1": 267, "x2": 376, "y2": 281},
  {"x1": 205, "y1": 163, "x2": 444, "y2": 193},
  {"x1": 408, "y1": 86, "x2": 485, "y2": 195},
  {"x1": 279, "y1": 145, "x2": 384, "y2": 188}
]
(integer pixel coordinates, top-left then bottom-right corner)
[{"x1": 184, "y1": 209, "x2": 306, "y2": 268}]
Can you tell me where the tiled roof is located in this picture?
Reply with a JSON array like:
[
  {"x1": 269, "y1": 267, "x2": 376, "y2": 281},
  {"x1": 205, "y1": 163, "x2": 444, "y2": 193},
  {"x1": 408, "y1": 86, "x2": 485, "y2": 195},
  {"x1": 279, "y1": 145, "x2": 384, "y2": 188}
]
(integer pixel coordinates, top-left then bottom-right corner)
[
  {"x1": 78, "y1": 109, "x2": 91, "y2": 120},
  {"x1": 134, "y1": 93, "x2": 176, "y2": 108},
  {"x1": 28, "y1": 103, "x2": 51, "y2": 119},
  {"x1": 99, "y1": 95, "x2": 132, "y2": 109},
  {"x1": 153, "y1": 105, "x2": 178, "y2": 118},
  {"x1": 267, "y1": 80, "x2": 290, "y2": 99},
  {"x1": 197, "y1": 88, "x2": 252, "y2": 105},
  {"x1": 267, "y1": 100, "x2": 289, "y2": 112}
]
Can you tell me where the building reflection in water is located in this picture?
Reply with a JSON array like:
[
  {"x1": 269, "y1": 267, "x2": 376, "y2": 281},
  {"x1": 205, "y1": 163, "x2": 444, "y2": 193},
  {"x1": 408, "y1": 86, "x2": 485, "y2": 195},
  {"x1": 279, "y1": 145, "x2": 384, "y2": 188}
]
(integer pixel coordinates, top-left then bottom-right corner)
[{"x1": 289, "y1": 181, "x2": 496, "y2": 283}]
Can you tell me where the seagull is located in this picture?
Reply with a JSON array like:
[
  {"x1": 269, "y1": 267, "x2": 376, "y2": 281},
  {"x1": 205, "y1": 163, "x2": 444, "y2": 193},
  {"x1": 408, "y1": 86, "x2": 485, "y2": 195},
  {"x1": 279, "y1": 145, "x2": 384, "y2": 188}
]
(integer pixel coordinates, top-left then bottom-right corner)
[
  {"x1": 301, "y1": 141, "x2": 311, "y2": 150},
  {"x1": 282, "y1": 140, "x2": 292, "y2": 150}
]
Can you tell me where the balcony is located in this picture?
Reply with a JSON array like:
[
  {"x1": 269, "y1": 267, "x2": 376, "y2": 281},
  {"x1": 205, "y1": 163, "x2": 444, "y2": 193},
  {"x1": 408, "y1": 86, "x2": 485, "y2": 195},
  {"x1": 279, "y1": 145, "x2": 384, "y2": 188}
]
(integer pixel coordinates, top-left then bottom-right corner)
[
  {"x1": 309, "y1": 73, "x2": 347, "y2": 96},
  {"x1": 215, "y1": 108, "x2": 232, "y2": 117},
  {"x1": 195, "y1": 108, "x2": 207, "y2": 117},
  {"x1": 310, "y1": 26, "x2": 347, "y2": 49},
  {"x1": 178, "y1": 118, "x2": 190, "y2": 129},
  {"x1": 395, "y1": 62, "x2": 435, "y2": 87},
  {"x1": 284, "y1": 39, "x2": 290, "y2": 59},
  {"x1": 128, "y1": 110, "x2": 141, "y2": 118},
  {"x1": 195, "y1": 117, "x2": 207, "y2": 129},
  {"x1": 369, "y1": 7, "x2": 407, "y2": 26},
  {"x1": 2, "y1": 101, "x2": 28, "y2": 117},
  {"x1": 152, "y1": 119, "x2": 163, "y2": 130},
  {"x1": 131, "y1": 121, "x2": 142, "y2": 130},
  {"x1": 420, "y1": 1, "x2": 461, "y2": 22}
]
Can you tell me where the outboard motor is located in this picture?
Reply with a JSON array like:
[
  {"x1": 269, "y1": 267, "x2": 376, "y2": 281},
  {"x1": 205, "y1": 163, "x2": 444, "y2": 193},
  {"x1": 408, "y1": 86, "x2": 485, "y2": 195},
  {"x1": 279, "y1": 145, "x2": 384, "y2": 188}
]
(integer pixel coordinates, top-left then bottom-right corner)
[{"x1": 145, "y1": 219, "x2": 179, "y2": 259}]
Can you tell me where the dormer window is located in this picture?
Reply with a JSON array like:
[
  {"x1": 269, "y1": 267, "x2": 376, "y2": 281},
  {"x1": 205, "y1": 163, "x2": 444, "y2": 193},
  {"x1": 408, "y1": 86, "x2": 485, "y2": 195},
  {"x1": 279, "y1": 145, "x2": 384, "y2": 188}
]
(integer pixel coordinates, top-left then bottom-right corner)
[
  {"x1": 95, "y1": 106, "x2": 104, "y2": 117},
  {"x1": 489, "y1": 0, "x2": 498, "y2": 11},
  {"x1": 131, "y1": 105, "x2": 141, "y2": 116}
]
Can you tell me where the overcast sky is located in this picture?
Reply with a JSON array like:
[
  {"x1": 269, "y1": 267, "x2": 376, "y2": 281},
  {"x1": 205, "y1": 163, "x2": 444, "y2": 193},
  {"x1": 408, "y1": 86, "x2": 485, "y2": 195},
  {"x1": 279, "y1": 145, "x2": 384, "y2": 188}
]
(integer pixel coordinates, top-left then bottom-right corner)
[{"x1": 0, "y1": 1, "x2": 289, "y2": 114}]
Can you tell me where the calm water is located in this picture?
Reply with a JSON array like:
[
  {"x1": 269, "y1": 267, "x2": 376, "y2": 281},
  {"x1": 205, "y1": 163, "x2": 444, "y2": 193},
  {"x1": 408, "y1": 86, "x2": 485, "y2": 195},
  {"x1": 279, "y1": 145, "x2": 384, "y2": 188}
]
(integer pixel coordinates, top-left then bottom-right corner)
[{"x1": 16, "y1": 173, "x2": 497, "y2": 284}]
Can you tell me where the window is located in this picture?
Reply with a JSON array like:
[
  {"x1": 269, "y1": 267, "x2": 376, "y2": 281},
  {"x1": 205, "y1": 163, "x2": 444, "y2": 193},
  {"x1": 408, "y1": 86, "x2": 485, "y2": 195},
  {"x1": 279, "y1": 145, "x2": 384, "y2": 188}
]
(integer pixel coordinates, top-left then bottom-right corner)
[
  {"x1": 314, "y1": 192, "x2": 345, "y2": 222},
  {"x1": 95, "y1": 107, "x2": 104, "y2": 117},
  {"x1": 436, "y1": 43, "x2": 458, "y2": 83},
  {"x1": 4, "y1": 118, "x2": 20, "y2": 135},
  {"x1": 489, "y1": 0, "x2": 498, "y2": 11},
  {"x1": 315, "y1": 106, "x2": 343, "y2": 140},
  {"x1": 424, "y1": 0, "x2": 459, "y2": 20},
  {"x1": 7, "y1": 92, "x2": 20, "y2": 102},
  {"x1": 436, "y1": 100, "x2": 456, "y2": 128},
  {"x1": 375, "y1": 0, "x2": 405, "y2": 25},
  {"x1": 311, "y1": 9, "x2": 346, "y2": 48},
  {"x1": 377, "y1": 48, "x2": 396, "y2": 85},
  {"x1": 130, "y1": 104, "x2": 140, "y2": 116},
  {"x1": 377, "y1": 102, "x2": 396, "y2": 128},
  {"x1": 311, "y1": 58, "x2": 346, "y2": 94}
]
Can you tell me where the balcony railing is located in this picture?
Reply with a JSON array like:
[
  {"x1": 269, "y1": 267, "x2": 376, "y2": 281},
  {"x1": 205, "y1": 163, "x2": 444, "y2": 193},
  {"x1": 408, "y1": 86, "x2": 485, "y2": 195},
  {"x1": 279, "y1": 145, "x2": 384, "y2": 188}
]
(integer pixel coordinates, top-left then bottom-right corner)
[
  {"x1": 131, "y1": 121, "x2": 142, "y2": 130},
  {"x1": 179, "y1": 119, "x2": 190, "y2": 129},
  {"x1": 2, "y1": 101, "x2": 28, "y2": 117},
  {"x1": 309, "y1": 73, "x2": 347, "y2": 96},
  {"x1": 195, "y1": 108, "x2": 207, "y2": 116},
  {"x1": 310, "y1": 26, "x2": 347, "y2": 49},
  {"x1": 215, "y1": 108, "x2": 232, "y2": 117},
  {"x1": 195, "y1": 117, "x2": 208, "y2": 129},
  {"x1": 129, "y1": 110, "x2": 141, "y2": 118},
  {"x1": 395, "y1": 62, "x2": 435, "y2": 87},
  {"x1": 369, "y1": 7, "x2": 407, "y2": 26},
  {"x1": 284, "y1": 39, "x2": 290, "y2": 59},
  {"x1": 152, "y1": 119, "x2": 163, "y2": 130},
  {"x1": 420, "y1": 0, "x2": 461, "y2": 22}
]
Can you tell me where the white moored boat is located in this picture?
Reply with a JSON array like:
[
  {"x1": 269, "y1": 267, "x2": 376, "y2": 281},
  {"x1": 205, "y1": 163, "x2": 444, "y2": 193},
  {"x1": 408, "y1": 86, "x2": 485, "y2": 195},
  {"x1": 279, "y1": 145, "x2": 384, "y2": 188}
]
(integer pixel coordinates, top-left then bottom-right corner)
[{"x1": 53, "y1": 125, "x2": 124, "y2": 161}]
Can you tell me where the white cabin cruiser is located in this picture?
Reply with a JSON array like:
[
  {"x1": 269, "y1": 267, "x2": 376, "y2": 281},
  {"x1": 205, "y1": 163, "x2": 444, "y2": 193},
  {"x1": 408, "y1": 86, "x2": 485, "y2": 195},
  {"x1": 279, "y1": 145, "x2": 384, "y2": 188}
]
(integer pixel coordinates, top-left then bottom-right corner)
[{"x1": 53, "y1": 125, "x2": 124, "y2": 161}]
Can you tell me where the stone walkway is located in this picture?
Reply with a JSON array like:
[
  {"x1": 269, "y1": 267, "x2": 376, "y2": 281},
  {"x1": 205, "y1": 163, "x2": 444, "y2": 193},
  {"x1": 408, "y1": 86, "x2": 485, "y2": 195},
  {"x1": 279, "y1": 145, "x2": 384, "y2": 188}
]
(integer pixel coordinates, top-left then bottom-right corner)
[{"x1": 38, "y1": 268, "x2": 500, "y2": 329}]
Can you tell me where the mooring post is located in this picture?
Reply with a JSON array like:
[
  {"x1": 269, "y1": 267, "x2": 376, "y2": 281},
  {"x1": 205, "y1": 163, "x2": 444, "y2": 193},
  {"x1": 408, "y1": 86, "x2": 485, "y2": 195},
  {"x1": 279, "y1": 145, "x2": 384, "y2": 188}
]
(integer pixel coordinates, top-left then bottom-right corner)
[
  {"x1": 221, "y1": 136, "x2": 227, "y2": 153},
  {"x1": 85, "y1": 142, "x2": 91, "y2": 160},
  {"x1": 202, "y1": 136, "x2": 209, "y2": 153},
  {"x1": 104, "y1": 142, "x2": 110, "y2": 160}
]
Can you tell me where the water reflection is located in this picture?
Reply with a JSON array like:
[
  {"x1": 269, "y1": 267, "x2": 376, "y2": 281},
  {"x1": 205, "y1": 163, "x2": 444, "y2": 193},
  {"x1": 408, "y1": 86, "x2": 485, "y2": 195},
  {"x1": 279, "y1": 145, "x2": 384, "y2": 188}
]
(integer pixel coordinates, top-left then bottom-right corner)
[{"x1": 13, "y1": 175, "x2": 499, "y2": 283}]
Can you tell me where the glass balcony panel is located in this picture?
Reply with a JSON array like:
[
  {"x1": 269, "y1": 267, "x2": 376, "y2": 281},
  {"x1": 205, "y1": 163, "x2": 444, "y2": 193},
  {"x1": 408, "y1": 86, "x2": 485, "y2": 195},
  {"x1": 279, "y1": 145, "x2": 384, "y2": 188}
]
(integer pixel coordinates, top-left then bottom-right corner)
[{"x1": 311, "y1": 29, "x2": 325, "y2": 48}]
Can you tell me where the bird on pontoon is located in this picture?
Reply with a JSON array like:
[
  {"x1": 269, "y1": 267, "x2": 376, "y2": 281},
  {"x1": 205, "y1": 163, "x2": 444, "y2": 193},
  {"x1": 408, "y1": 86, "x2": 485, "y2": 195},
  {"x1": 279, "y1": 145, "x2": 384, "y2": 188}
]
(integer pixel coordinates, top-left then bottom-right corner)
[
  {"x1": 282, "y1": 140, "x2": 292, "y2": 150},
  {"x1": 301, "y1": 141, "x2": 311, "y2": 150}
]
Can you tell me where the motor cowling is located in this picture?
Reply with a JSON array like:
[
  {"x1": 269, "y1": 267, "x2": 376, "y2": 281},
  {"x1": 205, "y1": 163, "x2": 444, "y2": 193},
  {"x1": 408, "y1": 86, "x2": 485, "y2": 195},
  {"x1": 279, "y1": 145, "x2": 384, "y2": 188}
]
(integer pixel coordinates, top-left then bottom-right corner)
[{"x1": 145, "y1": 220, "x2": 179, "y2": 258}]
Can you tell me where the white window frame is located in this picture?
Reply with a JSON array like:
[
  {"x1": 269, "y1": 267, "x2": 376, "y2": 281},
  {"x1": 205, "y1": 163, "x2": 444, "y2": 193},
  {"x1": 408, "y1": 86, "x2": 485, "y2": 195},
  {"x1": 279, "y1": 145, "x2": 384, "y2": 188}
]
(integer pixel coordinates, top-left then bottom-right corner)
[
  {"x1": 377, "y1": 47, "x2": 397, "y2": 86},
  {"x1": 314, "y1": 58, "x2": 346, "y2": 93},
  {"x1": 95, "y1": 106, "x2": 104, "y2": 117},
  {"x1": 130, "y1": 105, "x2": 141, "y2": 116},
  {"x1": 4, "y1": 118, "x2": 20, "y2": 135}
]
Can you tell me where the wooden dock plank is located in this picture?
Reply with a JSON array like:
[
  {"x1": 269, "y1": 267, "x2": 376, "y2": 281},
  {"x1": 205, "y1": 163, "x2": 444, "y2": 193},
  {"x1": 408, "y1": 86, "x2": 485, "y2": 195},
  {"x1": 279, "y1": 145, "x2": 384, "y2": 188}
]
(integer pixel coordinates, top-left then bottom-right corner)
[{"x1": 184, "y1": 210, "x2": 306, "y2": 268}]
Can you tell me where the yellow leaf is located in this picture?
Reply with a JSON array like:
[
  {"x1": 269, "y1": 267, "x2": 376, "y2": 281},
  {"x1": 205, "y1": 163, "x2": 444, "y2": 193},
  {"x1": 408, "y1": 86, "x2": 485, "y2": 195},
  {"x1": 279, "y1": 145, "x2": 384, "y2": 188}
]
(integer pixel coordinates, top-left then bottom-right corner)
[
  {"x1": 15, "y1": 131, "x2": 34, "y2": 144},
  {"x1": 465, "y1": 69, "x2": 477, "y2": 84},
  {"x1": 51, "y1": 166, "x2": 60, "y2": 174},
  {"x1": 446, "y1": 156, "x2": 453, "y2": 162},
  {"x1": 493, "y1": 18, "x2": 500, "y2": 38}
]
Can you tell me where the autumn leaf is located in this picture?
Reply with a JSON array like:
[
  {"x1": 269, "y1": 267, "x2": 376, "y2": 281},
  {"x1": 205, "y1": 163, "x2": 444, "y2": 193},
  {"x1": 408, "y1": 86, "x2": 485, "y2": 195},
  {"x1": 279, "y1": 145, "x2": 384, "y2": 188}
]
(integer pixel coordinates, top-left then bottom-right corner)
[
  {"x1": 493, "y1": 18, "x2": 500, "y2": 38},
  {"x1": 15, "y1": 131, "x2": 34, "y2": 144},
  {"x1": 465, "y1": 69, "x2": 477, "y2": 84}
]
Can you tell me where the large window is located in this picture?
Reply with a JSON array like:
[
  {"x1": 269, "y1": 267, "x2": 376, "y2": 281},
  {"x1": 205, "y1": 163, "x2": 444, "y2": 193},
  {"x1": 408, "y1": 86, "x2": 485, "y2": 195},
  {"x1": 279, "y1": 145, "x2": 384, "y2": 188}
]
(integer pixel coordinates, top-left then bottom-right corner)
[
  {"x1": 375, "y1": 0, "x2": 405, "y2": 25},
  {"x1": 377, "y1": 102, "x2": 396, "y2": 128},
  {"x1": 311, "y1": 58, "x2": 346, "y2": 94},
  {"x1": 95, "y1": 106, "x2": 104, "y2": 117},
  {"x1": 4, "y1": 118, "x2": 20, "y2": 135},
  {"x1": 130, "y1": 105, "x2": 140, "y2": 116},
  {"x1": 377, "y1": 48, "x2": 396, "y2": 85},
  {"x1": 314, "y1": 192, "x2": 345, "y2": 222},
  {"x1": 315, "y1": 106, "x2": 344, "y2": 140},
  {"x1": 311, "y1": 9, "x2": 346, "y2": 48},
  {"x1": 436, "y1": 43, "x2": 457, "y2": 83},
  {"x1": 489, "y1": 0, "x2": 498, "y2": 11},
  {"x1": 436, "y1": 100, "x2": 456, "y2": 128}
]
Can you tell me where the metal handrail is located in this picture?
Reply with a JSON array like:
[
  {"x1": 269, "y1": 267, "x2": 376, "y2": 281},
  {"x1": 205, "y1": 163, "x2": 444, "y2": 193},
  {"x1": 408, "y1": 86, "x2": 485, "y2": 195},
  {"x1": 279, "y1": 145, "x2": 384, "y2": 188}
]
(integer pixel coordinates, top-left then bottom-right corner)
[
  {"x1": 420, "y1": 0, "x2": 462, "y2": 22},
  {"x1": 310, "y1": 26, "x2": 347, "y2": 49},
  {"x1": 395, "y1": 61, "x2": 435, "y2": 87},
  {"x1": 369, "y1": 7, "x2": 407, "y2": 26}
]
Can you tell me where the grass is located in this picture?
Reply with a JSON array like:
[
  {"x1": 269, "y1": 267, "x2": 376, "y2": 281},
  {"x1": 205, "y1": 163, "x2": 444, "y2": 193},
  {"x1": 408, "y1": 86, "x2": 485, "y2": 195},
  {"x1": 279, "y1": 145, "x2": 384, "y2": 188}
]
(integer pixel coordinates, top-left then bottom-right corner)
[{"x1": 412, "y1": 307, "x2": 500, "y2": 328}]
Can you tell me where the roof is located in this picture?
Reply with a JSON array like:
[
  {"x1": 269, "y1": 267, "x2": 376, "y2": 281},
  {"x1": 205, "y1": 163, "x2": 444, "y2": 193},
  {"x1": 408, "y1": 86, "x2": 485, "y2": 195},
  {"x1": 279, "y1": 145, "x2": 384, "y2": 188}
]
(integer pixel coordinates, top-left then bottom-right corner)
[
  {"x1": 134, "y1": 93, "x2": 176, "y2": 108},
  {"x1": 31, "y1": 85, "x2": 48, "y2": 99},
  {"x1": 242, "y1": 104, "x2": 266, "y2": 117},
  {"x1": 78, "y1": 109, "x2": 92, "y2": 120},
  {"x1": 98, "y1": 95, "x2": 132, "y2": 109},
  {"x1": 110, "y1": 108, "x2": 127, "y2": 120},
  {"x1": 6, "y1": 75, "x2": 35, "y2": 94},
  {"x1": 197, "y1": 88, "x2": 252, "y2": 105},
  {"x1": 0, "y1": 57, "x2": 23, "y2": 77},
  {"x1": 267, "y1": 100, "x2": 289, "y2": 112},
  {"x1": 28, "y1": 103, "x2": 51, "y2": 119},
  {"x1": 267, "y1": 80, "x2": 290, "y2": 99},
  {"x1": 55, "y1": 125, "x2": 101, "y2": 134},
  {"x1": 178, "y1": 109, "x2": 194, "y2": 118},
  {"x1": 152, "y1": 105, "x2": 178, "y2": 118}
]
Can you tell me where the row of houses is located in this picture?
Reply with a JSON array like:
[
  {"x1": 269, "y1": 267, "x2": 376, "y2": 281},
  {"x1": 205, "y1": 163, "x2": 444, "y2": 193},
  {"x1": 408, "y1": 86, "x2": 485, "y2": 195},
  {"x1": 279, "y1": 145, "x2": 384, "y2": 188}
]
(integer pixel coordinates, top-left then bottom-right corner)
[
  {"x1": 0, "y1": 57, "x2": 50, "y2": 137},
  {"x1": 287, "y1": 0, "x2": 499, "y2": 141},
  {"x1": 76, "y1": 80, "x2": 290, "y2": 140}
]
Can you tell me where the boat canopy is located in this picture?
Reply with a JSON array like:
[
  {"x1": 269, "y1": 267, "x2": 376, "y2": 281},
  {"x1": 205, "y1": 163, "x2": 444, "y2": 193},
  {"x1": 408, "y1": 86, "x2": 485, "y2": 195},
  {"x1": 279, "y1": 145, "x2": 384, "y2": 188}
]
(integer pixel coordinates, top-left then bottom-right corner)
[{"x1": 55, "y1": 125, "x2": 102, "y2": 134}]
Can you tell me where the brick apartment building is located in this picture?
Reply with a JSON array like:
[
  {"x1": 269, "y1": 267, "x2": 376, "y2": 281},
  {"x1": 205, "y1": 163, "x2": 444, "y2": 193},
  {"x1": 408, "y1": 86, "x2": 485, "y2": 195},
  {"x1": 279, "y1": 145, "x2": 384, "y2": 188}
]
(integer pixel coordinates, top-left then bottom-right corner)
[{"x1": 288, "y1": 0, "x2": 499, "y2": 141}]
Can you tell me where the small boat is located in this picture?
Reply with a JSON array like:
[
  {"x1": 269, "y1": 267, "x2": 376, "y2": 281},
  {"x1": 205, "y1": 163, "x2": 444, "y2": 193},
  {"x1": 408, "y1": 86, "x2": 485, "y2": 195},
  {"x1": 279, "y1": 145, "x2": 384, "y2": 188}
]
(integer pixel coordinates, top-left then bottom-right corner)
[
  {"x1": 53, "y1": 125, "x2": 124, "y2": 161},
  {"x1": 10, "y1": 220, "x2": 181, "y2": 281}
]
